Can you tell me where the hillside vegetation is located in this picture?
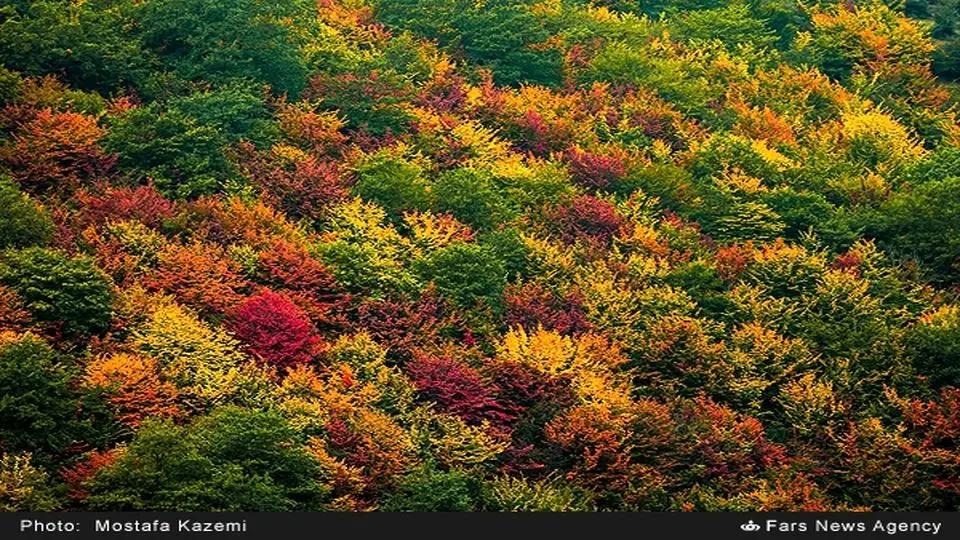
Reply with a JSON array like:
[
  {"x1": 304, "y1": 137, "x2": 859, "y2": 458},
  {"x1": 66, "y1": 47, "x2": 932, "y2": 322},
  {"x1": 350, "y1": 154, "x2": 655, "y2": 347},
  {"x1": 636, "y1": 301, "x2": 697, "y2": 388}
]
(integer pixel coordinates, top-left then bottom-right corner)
[{"x1": 0, "y1": 0, "x2": 959, "y2": 511}]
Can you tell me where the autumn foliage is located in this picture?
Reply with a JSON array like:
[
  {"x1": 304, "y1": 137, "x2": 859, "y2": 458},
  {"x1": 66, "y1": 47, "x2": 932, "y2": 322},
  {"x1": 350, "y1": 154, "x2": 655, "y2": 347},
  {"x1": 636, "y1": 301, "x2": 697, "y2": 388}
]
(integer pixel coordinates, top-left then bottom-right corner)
[{"x1": 1, "y1": 0, "x2": 960, "y2": 513}]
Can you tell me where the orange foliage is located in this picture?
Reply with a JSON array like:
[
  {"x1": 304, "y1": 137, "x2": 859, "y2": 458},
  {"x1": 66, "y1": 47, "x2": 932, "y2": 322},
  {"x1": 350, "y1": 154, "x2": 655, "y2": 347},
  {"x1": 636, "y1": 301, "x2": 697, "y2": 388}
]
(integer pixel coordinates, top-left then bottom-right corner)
[{"x1": 83, "y1": 353, "x2": 183, "y2": 427}]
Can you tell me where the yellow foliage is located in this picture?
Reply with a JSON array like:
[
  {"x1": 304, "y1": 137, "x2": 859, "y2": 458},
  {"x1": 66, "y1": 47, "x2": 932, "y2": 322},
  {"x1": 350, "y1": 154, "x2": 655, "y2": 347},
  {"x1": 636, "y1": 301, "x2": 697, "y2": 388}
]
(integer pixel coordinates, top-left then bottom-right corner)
[
  {"x1": 840, "y1": 108, "x2": 926, "y2": 169},
  {"x1": 498, "y1": 326, "x2": 632, "y2": 407},
  {"x1": 0, "y1": 453, "x2": 53, "y2": 511},
  {"x1": 133, "y1": 303, "x2": 274, "y2": 409},
  {"x1": 777, "y1": 373, "x2": 844, "y2": 435},
  {"x1": 408, "y1": 408, "x2": 508, "y2": 469},
  {"x1": 402, "y1": 211, "x2": 474, "y2": 252},
  {"x1": 917, "y1": 305, "x2": 960, "y2": 330}
]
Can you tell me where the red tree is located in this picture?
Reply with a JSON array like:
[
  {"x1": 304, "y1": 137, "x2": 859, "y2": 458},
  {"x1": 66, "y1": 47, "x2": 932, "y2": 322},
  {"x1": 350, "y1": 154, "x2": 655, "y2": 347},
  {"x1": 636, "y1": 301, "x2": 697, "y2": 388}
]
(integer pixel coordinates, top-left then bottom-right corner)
[
  {"x1": 257, "y1": 239, "x2": 347, "y2": 325},
  {"x1": 229, "y1": 289, "x2": 322, "y2": 370},
  {"x1": 565, "y1": 147, "x2": 626, "y2": 190},
  {"x1": 406, "y1": 354, "x2": 515, "y2": 427},
  {"x1": 72, "y1": 183, "x2": 175, "y2": 229},
  {"x1": 547, "y1": 194, "x2": 626, "y2": 246},
  {"x1": 235, "y1": 142, "x2": 349, "y2": 222},
  {"x1": 0, "y1": 108, "x2": 116, "y2": 193},
  {"x1": 503, "y1": 283, "x2": 592, "y2": 336}
]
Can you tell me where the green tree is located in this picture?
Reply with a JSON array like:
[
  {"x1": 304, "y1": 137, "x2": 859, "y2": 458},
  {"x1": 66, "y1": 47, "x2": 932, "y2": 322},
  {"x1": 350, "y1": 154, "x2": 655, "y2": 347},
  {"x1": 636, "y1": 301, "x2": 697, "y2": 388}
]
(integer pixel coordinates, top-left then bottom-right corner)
[
  {"x1": 880, "y1": 176, "x2": 960, "y2": 283},
  {"x1": 0, "y1": 0, "x2": 150, "y2": 93},
  {"x1": 104, "y1": 105, "x2": 237, "y2": 200},
  {"x1": 381, "y1": 465, "x2": 480, "y2": 511},
  {"x1": 0, "y1": 335, "x2": 77, "y2": 456},
  {"x1": 0, "y1": 176, "x2": 52, "y2": 249},
  {"x1": 415, "y1": 242, "x2": 507, "y2": 309},
  {"x1": 353, "y1": 156, "x2": 431, "y2": 219},
  {"x1": 431, "y1": 168, "x2": 512, "y2": 230},
  {"x1": 377, "y1": 0, "x2": 563, "y2": 86},
  {"x1": 85, "y1": 407, "x2": 328, "y2": 511},
  {"x1": 0, "y1": 248, "x2": 113, "y2": 336},
  {"x1": 138, "y1": 0, "x2": 314, "y2": 96}
]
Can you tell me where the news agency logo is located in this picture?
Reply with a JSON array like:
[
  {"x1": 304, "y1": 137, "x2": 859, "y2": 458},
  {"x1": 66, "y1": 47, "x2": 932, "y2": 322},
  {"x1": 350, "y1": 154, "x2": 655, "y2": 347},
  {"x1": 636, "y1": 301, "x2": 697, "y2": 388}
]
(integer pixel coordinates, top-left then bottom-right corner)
[{"x1": 741, "y1": 520, "x2": 760, "y2": 532}]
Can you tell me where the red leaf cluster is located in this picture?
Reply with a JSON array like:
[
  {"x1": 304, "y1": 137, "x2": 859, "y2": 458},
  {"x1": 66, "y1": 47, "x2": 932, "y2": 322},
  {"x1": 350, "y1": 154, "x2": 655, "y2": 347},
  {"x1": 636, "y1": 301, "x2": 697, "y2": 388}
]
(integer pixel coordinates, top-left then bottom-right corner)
[
  {"x1": 0, "y1": 108, "x2": 116, "y2": 193},
  {"x1": 547, "y1": 194, "x2": 626, "y2": 246},
  {"x1": 503, "y1": 283, "x2": 592, "y2": 336},
  {"x1": 229, "y1": 289, "x2": 322, "y2": 370},
  {"x1": 565, "y1": 146, "x2": 626, "y2": 190},
  {"x1": 407, "y1": 354, "x2": 515, "y2": 427}
]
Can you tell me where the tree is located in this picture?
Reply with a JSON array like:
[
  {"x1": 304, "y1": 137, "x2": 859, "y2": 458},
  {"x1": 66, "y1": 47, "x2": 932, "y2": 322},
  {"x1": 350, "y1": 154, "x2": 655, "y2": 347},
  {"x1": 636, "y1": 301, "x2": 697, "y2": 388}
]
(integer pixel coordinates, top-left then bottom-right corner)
[
  {"x1": 0, "y1": 108, "x2": 115, "y2": 194},
  {"x1": 352, "y1": 155, "x2": 430, "y2": 219},
  {"x1": 0, "y1": 452, "x2": 60, "y2": 511},
  {"x1": 83, "y1": 353, "x2": 182, "y2": 428},
  {"x1": 414, "y1": 242, "x2": 507, "y2": 309},
  {"x1": 138, "y1": 0, "x2": 314, "y2": 96},
  {"x1": 407, "y1": 353, "x2": 513, "y2": 426},
  {"x1": 431, "y1": 168, "x2": 513, "y2": 230},
  {"x1": 228, "y1": 290, "x2": 321, "y2": 370},
  {"x1": 880, "y1": 176, "x2": 960, "y2": 283},
  {"x1": 0, "y1": 335, "x2": 77, "y2": 456},
  {"x1": 0, "y1": 176, "x2": 52, "y2": 249},
  {"x1": 85, "y1": 407, "x2": 328, "y2": 510},
  {"x1": 103, "y1": 104, "x2": 239, "y2": 200},
  {"x1": 0, "y1": 0, "x2": 150, "y2": 93},
  {"x1": 377, "y1": 0, "x2": 563, "y2": 86},
  {"x1": 0, "y1": 248, "x2": 113, "y2": 337},
  {"x1": 380, "y1": 465, "x2": 480, "y2": 511},
  {"x1": 146, "y1": 243, "x2": 248, "y2": 316}
]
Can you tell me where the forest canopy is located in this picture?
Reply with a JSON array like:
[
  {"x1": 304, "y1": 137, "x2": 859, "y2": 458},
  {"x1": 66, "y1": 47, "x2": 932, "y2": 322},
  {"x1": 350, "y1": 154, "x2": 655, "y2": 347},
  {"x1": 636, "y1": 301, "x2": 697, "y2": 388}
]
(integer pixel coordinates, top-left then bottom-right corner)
[{"x1": 0, "y1": 0, "x2": 959, "y2": 512}]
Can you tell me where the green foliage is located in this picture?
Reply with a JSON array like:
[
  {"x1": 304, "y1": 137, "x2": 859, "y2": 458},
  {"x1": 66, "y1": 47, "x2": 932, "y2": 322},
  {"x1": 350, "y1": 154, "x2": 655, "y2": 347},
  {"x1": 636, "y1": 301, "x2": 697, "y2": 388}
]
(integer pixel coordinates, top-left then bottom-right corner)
[
  {"x1": 0, "y1": 176, "x2": 52, "y2": 249},
  {"x1": 138, "y1": 0, "x2": 314, "y2": 96},
  {"x1": 104, "y1": 104, "x2": 238, "y2": 200},
  {"x1": 85, "y1": 407, "x2": 328, "y2": 510},
  {"x1": 477, "y1": 228, "x2": 530, "y2": 282},
  {"x1": 0, "y1": 0, "x2": 150, "y2": 93},
  {"x1": 671, "y1": 2, "x2": 778, "y2": 51},
  {"x1": 0, "y1": 248, "x2": 113, "y2": 336},
  {"x1": 415, "y1": 241, "x2": 507, "y2": 309},
  {"x1": 0, "y1": 335, "x2": 77, "y2": 456},
  {"x1": 353, "y1": 156, "x2": 431, "y2": 218},
  {"x1": 377, "y1": 0, "x2": 563, "y2": 86},
  {"x1": 431, "y1": 168, "x2": 513, "y2": 230},
  {"x1": 905, "y1": 306, "x2": 960, "y2": 388},
  {"x1": 880, "y1": 176, "x2": 960, "y2": 282},
  {"x1": 381, "y1": 465, "x2": 480, "y2": 511}
]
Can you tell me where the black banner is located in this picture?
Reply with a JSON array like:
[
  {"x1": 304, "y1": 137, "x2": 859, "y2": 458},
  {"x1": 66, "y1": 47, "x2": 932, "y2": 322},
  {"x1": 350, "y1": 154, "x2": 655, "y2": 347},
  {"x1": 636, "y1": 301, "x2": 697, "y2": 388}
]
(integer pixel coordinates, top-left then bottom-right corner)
[{"x1": 1, "y1": 513, "x2": 957, "y2": 539}]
